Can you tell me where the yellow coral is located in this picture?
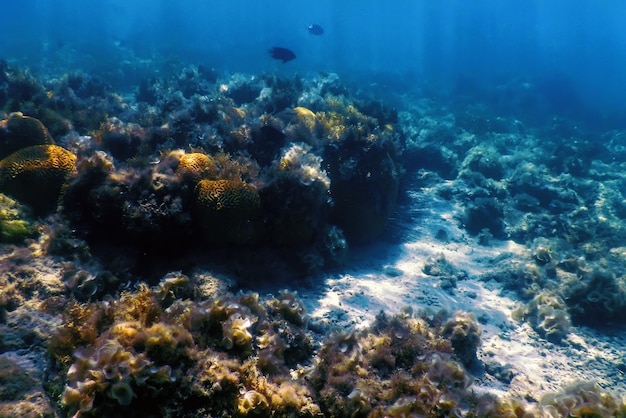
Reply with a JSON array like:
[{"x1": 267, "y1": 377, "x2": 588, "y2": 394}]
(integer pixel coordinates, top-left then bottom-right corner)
[
  {"x1": 0, "y1": 144, "x2": 77, "y2": 212},
  {"x1": 177, "y1": 152, "x2": 217, "y2": 184},
  {"x1": 294, "y1": 106, "x2": 315, "y2": 119},
  {"x1": 195, "y1": 179, "x2": 260, "y2": 212},
  {"x1": 194, "y1": 179, "x2": 261, "y2": 244}
]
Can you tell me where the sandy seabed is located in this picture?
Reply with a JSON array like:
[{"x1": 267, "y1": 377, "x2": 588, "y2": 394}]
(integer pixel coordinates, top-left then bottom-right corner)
[{"x1": 300, "y1": 177, "x2": 626, "y2": 401}]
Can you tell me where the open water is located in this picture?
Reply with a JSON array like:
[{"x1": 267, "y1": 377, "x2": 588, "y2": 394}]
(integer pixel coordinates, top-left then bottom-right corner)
[{"x1": 3, "y1": 0, "x2": 626, "y2": 126}]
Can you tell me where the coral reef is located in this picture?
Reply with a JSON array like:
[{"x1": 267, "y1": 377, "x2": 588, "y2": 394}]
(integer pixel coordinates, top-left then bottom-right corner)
[
  {"x1": 318, "y1": 97, "x2": 403, "y2": 243},
  {"x1": 93, "y1": 117, "x2": 146, "y2": 161},
  {"x1": 42, "y1": 71, "x2": 123, "y2": 133},
  {"x1": 61, "y1": 150, "x2": 193, "y2": 253},
  {"x1": 0, "y1": 61, "x2": 46, "y2": 114},
  {"x1": 0, "y1": 67, "x2": 399, "y2": 277},
  {"x1": 261, "y1": 143, "x2": 331, "y2": 247}
]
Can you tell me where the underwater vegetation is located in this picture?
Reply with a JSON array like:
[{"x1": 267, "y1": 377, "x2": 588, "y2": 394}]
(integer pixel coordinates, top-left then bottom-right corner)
[
  {"x1": 45, "y1": 277, "x2": 319, "y2": 417},
  {"x1": 0, "y1": 194, "x2": 34, "y2": 243},
  {"x1": 2, "y1": 61, "x2": 626, "y2": 417},
  {"x1": 308, "y1": 309, "x2": 480, "y2": 417},
  {"x1": 513, "y1": 292, "x2": 571, "y2": 344},
  {"x1": 44, "y1": 281, "x2": 626, "y2": 418}
]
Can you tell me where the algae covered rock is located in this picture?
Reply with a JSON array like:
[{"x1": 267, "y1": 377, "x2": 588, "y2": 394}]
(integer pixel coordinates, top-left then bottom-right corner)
[
  {"x1": 261, "y1": 143, "x2": 331, "y2": 247},
  {"x1": 0, "y1": 112, "x2": 55, "y2": 160},
  {"x1": 0, "y1": 144, "x2": 77, "y2": 213},
  {"x1": 442, "y1": 311, "x2": 481, "y2": 367},
  {"x1": 326, "y1": 139, "x2": 401, "y2": 243},
  {"x1": 313, "y1": 98, "x2": 403, "y2": 243},
  {"x1": 562, "y1": 267, "x2": 626, "y2": 325},
  {"x1": 0, "y1": 356, "x2": 54, "y2": 417}
]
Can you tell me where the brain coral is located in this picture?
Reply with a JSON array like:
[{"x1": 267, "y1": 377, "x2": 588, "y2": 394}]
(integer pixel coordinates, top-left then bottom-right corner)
[
  {"x1": 194, "y1": 179, "x2": 261, "y2": 244},
  {"x1": 0, "y1": 112, "x2": 55, "y2": 160},
  {"x1": 176, "y1": 152, "x2": 217, "y2": 184},
  {"x1": 0, "y1": 144, "x2": 77, "y2": 213}
]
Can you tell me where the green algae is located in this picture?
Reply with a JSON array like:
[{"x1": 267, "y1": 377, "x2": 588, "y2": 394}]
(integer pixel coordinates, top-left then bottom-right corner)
[{"x1": 0, "y1": 194, "x2": 34, "y2": 243}]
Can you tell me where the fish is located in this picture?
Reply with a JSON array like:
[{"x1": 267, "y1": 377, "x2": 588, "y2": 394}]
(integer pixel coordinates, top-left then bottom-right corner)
[
  {"x1": 307, "y1": 24, "x2": 324, "y2": 36},
  {"x1": 269, "y1": 47, "x2": 296, "y2": 63}
]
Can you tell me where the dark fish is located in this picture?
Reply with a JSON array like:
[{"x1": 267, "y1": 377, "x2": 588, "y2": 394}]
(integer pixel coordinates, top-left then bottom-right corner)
[
  {"x1": 269, "y1": 47, "x2": 296, "y2": 63},
  {"x1": 307, "y1": 24, "x2": 324, "y2": 36}
]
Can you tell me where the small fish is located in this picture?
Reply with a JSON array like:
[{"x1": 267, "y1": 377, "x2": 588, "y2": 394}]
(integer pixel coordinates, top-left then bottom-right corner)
[
  {"x1": 269, "y1": 47, "x2": 296, "y2": 63},
  {"x1": 307, "y1": 24, "x2": 324, "y2": 36}
]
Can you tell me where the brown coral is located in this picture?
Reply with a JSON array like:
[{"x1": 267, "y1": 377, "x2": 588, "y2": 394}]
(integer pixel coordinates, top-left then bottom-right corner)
[
  {"x1": 0, "y1": 144, "x2": 77, "y2": 213},
  {"x1": 194, "y1": 179, "x2": 261, "y2": 244},
  {"x1": 0, "y1": 112, "x2": 55, "y2": 160}
]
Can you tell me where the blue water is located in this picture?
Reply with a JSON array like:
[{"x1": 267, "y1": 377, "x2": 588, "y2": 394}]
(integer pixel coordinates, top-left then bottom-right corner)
[{"x1": 2, "y1": 1, "x2": 626, "y2": 126}]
